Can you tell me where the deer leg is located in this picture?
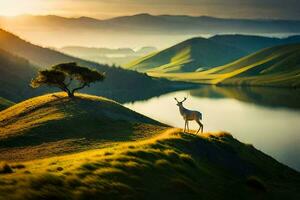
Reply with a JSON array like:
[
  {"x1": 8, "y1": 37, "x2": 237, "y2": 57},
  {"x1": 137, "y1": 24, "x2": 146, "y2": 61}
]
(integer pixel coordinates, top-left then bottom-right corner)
[
  {"x1": 184, "y1": 121, "x2": 187, "y2": 133},
  {"x1": 196, "y1": 120, "x2": 203, "y2": 134},
  {"x1": 187, "y1": 121, "x2": 189, "y2": 133}
]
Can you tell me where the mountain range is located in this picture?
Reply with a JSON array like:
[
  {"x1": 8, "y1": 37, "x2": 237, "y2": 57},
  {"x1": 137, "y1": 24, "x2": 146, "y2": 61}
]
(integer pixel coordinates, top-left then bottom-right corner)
[{"x1": 1, "y1": 14, "x2": 300, "y2": 48}]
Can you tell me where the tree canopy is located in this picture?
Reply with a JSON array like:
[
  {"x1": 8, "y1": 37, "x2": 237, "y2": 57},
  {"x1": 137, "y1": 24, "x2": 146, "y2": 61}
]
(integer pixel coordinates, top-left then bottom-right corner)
[{"x1": 31, "y1": 62, "x2": 105, "y2": 97}]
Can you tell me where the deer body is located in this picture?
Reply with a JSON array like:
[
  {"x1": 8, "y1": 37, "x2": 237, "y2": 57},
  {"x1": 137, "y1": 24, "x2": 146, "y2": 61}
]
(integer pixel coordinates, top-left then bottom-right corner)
[{"x1": 175, "y1": 98, "x2": 203, "y2": 134}]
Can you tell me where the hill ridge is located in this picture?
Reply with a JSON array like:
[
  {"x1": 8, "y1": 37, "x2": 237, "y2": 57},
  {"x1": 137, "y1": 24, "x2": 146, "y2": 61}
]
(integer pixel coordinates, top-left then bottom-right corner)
[
  {"x1": 0, "y1": 92, "x2": 167, "y2": 160},
  {"x1": 148, "y1": 43, "x2": 300, "y2": 88}
]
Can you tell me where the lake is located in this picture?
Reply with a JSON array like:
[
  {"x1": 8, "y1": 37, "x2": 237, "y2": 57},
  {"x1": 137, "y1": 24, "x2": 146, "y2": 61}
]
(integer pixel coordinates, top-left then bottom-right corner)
[{"x1": 124, "y1": 86, "x2": 300, "y2": 171}]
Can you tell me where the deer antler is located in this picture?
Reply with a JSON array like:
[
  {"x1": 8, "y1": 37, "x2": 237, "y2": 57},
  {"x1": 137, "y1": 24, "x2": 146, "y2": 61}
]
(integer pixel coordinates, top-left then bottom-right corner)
[
  {"x1": 181, "y1": 97, "x2": 187, "y2": 103},
  {"x1": 174, "y1": 98, "x2": 179, "y2": 102}
]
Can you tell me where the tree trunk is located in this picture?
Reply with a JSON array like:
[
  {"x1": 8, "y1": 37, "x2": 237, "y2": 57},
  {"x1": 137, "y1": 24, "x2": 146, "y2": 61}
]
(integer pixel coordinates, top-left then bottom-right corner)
[
  {"x1": 71, "y1": 83, "x2": 87, "y2": 97},
  {"x1": 67, "y1": 91, "x2": 75, "y2": 98}
]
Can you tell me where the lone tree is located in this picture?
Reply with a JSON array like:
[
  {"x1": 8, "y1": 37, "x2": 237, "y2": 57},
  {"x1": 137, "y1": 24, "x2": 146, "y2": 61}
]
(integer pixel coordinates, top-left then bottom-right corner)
[{"x1": 31, "y1": 62, "x2": 105, "y2": 97}]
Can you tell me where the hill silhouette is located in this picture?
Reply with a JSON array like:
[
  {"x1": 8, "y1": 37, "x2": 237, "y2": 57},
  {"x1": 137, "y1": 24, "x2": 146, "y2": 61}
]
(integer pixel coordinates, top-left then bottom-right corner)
[
  {"x1": 0, "y1": 93, "x2": 167, "y2": 160},
  {"x1": 1, "y1": 14, "x2": 300, "y2": 48}
]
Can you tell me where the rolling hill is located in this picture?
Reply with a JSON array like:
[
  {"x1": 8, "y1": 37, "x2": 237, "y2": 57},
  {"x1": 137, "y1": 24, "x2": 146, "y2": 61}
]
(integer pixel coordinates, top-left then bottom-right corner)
[
  {"x1": 125, "y1": 35, "x2": 300, "y2": 74},
  {"x1": 210, "y1": 34, "x2": 300, "y2": 54},
  {"x1": 149, "y1": 43, "x2": 300, "y2": 88},
  {"x1": 0, "y1": 93, "x2": 299, "y2": 199},
  {"x1": 0, "y1": 29, "x2": 179, "y2": 103},
  {"x1": 125, "y1": 37, "x2": 246, "y2": 73},
  {"x1": 0, "y1": 92, "x2": 167, "y2": 161},
  {"x1": 0, "y1": 48, "x2": 48, "y2": 102},
  {"x1": 0, "y1": 129, "x2": 299, "y2": 199}
]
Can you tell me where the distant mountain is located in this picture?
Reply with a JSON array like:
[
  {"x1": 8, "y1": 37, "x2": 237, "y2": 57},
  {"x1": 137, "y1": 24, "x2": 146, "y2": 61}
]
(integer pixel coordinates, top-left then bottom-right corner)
[
  {"x1": 150, "y1": 43, "x2": 300, "y2": 88},
  {"x1": 210, "y1": 34, "x2": 300, "y2": 54},
  {"x1": 59, "y1": 46, "x2": 157, "y2": 65},
  {"x1": 1, "y1": 14, "x2": 300, "y2": 48},
  {"x1": 0, "y1": 29, "x2": 178, "y2": 103},
  {"x1": 126, "y1": 35, "x2": 300, "y2": 73},
  {"x1": 125, "y1": 37, "x2": 246, "y2": 73}
]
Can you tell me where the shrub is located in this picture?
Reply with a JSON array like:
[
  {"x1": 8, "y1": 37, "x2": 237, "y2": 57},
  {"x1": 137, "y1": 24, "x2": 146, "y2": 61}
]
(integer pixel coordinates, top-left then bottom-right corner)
[
  {"x1": 155, "y1": 159, "x2": 170, "y2": 169},
  {"x1": 0, "y1": 163, "x2": 13, "y2": 174},
  {"x1": 80, "y1": 163, "x2": 99, "y2": 171},
  {"x1": 29, "y1": 174, "x2": 65, "y2": 189},
  {"x1": 11, "y1": 164, "x2": 26, "y2": 169},
  {"x1": 57, "y1": 167, "x2": 64, "y2": 171},
  {"x1": 66, "y1": 175, "x2": 82, "y2": 188},
  {"x1": 246, "y1": 176, "x2": 267, "y2": 192},
  {"x1": 180, "y1": 154, "x2": 196, "y2": 168}
]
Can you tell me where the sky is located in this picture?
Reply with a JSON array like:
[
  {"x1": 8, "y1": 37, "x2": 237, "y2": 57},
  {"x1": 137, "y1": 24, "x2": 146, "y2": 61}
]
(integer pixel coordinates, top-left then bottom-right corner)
[{"x1": 0, "y1": 0, "x2": 300, "y2": 20}]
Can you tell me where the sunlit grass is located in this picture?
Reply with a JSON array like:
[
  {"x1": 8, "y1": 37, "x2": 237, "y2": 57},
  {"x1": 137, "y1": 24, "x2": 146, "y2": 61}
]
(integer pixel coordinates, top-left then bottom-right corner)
[
  {"x1": 148, "y1": 44, "x2": 300, "y2": 88},
  {"x1": 0, "y1": 128, "x2": 299, "y2": 199},
  {"x1": 0, "y1": 92, "x2": 167, "y2": 161}
]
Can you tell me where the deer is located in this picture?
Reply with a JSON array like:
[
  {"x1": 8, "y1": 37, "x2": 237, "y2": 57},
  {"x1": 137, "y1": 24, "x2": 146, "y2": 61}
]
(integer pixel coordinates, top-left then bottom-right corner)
[{"x1": 174, "y1": 97, "x2": 203, "y2": 134}]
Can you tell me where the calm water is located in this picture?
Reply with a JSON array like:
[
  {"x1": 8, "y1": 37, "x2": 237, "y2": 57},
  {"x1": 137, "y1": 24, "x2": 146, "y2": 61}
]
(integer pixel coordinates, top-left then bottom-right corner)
[{"x1": 124, "y1": 86, "x2": 300, "y2": 171}]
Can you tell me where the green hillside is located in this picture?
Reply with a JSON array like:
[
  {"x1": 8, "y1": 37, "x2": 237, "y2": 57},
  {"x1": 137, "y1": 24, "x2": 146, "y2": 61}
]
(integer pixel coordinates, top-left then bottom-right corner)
[
  {"x1": 124, "y1": 37, "x2": 246, "y2": 73},
  {"x1": 0, "y1": 97, "x2": 14, "y2": 111},
  {"x1": 0, "y1": 93, "x2": 299, "y2": 199},
  {"x1": 149, "y1": 43, "x2": 300, "y2": 88},
  {"x1": 0, "y1": 92, "x2": 167, "y2": 161},
  {"x1": 0, "y1": 48, "x2": 48, "y2": 102},
  {"x1": 0, "y1": 29, "x2": 178, "y2": 103},
  {"x1": 210, "y1": 34, "x2": 300, "y2": 54},
  {"x1": 0, "y1": 129, "x2": 299, "y2": 200},
  {"x1": 125, "y1": 35, "x2": 300, "y2": 75}
]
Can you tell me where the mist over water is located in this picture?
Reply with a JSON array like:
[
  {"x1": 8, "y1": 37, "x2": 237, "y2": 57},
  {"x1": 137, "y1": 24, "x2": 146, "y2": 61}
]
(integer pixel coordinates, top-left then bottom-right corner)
[{"x1": 124, "y1": 86, "x2": 300, "y2": 171}]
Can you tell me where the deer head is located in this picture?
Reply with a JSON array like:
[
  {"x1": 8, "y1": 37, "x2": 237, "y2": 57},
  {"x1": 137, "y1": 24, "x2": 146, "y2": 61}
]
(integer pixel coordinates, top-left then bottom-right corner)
[{"x1": 174, "y1": 97, "x2": 187, "y2": 107}]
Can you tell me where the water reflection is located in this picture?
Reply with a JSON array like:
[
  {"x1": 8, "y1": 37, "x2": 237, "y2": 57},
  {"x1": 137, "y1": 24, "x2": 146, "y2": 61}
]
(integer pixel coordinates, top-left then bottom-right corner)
[
  {"x1": 190, "y1": 86, "x2": 300, "y2": 110},
  {"x1": 124, "y1": 86, "x2": 300, "y2": 171}
]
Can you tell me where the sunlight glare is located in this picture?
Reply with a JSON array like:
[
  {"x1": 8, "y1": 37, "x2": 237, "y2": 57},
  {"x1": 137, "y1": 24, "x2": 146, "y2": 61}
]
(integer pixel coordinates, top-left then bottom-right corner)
[{"x1": 0, "y1": 0, "x2": 40, "y2": 16}]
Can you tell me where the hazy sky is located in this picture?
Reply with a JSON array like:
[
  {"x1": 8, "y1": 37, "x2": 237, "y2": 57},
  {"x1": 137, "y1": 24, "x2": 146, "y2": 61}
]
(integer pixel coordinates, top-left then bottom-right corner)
[{"x1": 0, "y1": 0, "x2": 300, "y2": 20}]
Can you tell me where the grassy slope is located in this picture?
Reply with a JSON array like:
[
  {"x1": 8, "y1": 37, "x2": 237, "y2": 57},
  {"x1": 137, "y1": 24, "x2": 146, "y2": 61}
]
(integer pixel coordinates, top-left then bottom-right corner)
[
  {"x1": 0, "y1": 92, "x2": 167, "y2": 161},
  {"x1": 149, "y1": 44, "x2": 300, "y2": 88},
  {"x1": 0, "y1": 129, "x2": 299, "y2": 200},
  {"x1": 124, "y1": 37, "x2": 246, "y2": 73},
  {"x1": 0, "y1": 97, "x2": 14, "y2": 111},
  {"x1": 0, "y1": 48, "x2": 50, "y2": 102},
  {"x1": 210, "y1": 34, "x2": 300, "y2": 54}
]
